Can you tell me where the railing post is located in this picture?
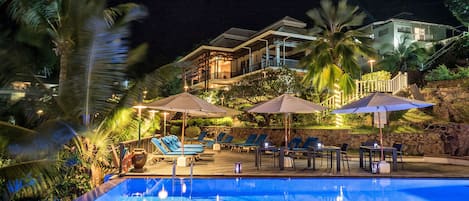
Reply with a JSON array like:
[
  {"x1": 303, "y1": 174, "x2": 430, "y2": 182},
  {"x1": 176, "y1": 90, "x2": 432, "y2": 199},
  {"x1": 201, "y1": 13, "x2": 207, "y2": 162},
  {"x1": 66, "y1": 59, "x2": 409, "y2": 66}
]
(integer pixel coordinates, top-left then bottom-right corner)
[{"x1": 119, "y1": 142, "x2": 125, "y2": 176}]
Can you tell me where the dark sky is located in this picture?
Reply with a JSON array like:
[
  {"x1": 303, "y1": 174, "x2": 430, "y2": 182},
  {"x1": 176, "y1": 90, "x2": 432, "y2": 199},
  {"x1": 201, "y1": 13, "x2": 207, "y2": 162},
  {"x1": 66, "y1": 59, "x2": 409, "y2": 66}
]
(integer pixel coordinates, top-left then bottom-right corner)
[{"x1": 108, "y1": 0, "x2": 461, "y2": 69}]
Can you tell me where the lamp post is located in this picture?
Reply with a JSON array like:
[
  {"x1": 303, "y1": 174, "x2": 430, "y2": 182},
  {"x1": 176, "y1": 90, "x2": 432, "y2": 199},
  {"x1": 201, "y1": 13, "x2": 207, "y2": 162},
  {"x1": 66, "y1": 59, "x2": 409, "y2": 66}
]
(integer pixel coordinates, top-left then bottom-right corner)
[
  {"x1": 134, "y1": 105, "x2": 147, "y2": 147},
  {"x1": 149, "y1": 110, "x2": 158, "y2": 138},
  {"x1": 368, "y1": 59, "x2": 376, "y2": 73}
]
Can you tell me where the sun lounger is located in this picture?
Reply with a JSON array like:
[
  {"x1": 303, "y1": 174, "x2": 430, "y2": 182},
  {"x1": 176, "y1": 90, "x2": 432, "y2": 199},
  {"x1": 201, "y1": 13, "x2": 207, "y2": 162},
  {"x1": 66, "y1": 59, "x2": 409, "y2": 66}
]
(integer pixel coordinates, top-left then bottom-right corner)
[
  {"x1": 186, "y1": 131, "x2": 208, "y2": 144},
  {"x1": 292, "y1": 136, "x2": 319, "y2": 151},
  {"x1": 161, "y1": 136, "x2": 204, "y2": 153},
  {"x1": 206, "y1": 132, "x2": 226, "y2": 147},
  {"x1": 288, "y1": 137, "x2": 303, "y2": 149},
  {"x1": 220, "y1": 135, "x2": 234, "y2": 149},
  {"x1": 230, "y1": 133, "x2": 257, "y2": 151},
  {"x1": 239, "y1": 134, "x2": 267, "y2": 152},
  {"x1": 151, "y1": 138, "x2": 200, "y2": 162}
]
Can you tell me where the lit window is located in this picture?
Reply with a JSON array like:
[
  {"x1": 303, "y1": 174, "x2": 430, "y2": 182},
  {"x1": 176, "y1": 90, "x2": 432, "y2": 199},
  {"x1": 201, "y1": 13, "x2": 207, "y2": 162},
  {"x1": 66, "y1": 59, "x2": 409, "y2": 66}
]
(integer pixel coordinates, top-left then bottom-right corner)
[{"x1": 414, "y1": 27, "x2": 425, "y2": 41}]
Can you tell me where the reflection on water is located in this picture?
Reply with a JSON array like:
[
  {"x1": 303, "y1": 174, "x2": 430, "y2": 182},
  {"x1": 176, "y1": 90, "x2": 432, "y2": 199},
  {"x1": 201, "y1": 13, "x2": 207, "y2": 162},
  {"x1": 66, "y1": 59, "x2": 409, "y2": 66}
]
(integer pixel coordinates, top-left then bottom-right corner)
[{"x1": 95, "y1": 178, "x2": 469, "y2": 201}]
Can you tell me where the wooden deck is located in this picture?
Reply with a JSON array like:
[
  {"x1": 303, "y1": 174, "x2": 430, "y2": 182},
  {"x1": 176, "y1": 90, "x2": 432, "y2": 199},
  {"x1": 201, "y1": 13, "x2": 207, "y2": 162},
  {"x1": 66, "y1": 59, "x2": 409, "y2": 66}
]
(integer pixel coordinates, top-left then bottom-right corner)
[{"x1": 123, "y1": 149, "x2": 469, "y2": 178}]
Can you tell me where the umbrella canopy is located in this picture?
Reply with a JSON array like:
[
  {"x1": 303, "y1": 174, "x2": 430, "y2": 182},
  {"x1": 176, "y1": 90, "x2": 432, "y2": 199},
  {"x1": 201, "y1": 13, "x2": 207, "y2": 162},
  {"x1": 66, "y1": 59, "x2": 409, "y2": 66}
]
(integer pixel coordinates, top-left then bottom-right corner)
[
  {"x1": 247, "y1": 94, "x2": 327, "y2": 114},
  {"x1": 246, "y1": 94, "x2": 327, "y2": 148},
  {"x1": 332, "y1": 92, "x2": 433, "y2": 161},
  {"x1": 145, "y1": 92, "x2": 226, "y2": 155},
  {"x1": 332, "y1": 92, "x2": 434, "y2": 114},
  {"x1": 145, "y1": 92, "x2": 226, "y2": 114}
]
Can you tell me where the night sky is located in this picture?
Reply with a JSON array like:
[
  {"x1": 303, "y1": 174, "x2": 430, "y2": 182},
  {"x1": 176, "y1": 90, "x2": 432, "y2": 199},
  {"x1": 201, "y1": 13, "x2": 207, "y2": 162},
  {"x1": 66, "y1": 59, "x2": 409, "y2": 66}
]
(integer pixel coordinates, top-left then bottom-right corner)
[{"x1": 108, "y1": 0, "x2": 461, "y2": 70}]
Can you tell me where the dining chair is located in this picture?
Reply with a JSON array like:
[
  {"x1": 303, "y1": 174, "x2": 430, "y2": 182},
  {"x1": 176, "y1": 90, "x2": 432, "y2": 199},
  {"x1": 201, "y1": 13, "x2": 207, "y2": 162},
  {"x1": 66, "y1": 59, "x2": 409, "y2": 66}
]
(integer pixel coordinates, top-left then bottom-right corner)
[{"x1": 340, "y1": 143, "x2": 350, "y2": 173}]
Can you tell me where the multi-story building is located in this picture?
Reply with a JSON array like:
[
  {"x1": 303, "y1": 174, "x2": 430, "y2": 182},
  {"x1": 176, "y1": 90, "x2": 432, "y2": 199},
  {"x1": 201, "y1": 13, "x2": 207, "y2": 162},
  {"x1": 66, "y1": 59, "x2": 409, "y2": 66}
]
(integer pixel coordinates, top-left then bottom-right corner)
[
  {"x1": 359, "y1": 17, "x2": 460, "y2": 55},
  {"x1": 179, "y1": 15, "x2": 459, "y2": 92},
  {"x1": 179, "y1": 16, "x2": 315, "y2": 91}
]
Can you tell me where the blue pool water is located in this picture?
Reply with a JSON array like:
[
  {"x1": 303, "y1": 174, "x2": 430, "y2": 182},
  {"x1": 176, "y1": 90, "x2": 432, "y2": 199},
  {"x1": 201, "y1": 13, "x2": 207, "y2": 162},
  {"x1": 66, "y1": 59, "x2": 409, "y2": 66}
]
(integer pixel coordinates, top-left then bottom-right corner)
[{"x1": 95, "y1": 177, "x2": 469, "y2": 201}]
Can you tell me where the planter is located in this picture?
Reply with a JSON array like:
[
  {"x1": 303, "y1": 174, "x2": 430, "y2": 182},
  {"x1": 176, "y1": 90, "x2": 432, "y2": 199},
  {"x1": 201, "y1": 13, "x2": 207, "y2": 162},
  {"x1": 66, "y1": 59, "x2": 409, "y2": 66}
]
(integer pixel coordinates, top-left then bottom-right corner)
[{"x1": 131, "y1": 148, "x2": 148, "y2": 172}]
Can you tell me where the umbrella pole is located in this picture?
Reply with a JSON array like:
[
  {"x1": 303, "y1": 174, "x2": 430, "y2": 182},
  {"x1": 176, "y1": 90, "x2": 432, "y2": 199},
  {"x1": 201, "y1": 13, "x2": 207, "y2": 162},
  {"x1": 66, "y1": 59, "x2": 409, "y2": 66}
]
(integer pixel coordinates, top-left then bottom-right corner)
[
  {"x1": 284, "y1": 114, "x2": 288, "y2": 149},
  {"x1": 182, "y1": 112, "x2": 186, "y2": 157},
  {"x1": 379, "y1": 112, "x2": 384, "y2": 161}
]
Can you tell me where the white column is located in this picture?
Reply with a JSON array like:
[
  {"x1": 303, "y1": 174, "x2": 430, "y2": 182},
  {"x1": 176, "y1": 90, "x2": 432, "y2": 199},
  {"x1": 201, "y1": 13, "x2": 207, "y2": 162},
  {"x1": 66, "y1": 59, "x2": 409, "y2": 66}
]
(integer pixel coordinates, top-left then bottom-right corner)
[{"x1": 275, "y1": 44, "x2": 280, "y2": 66}]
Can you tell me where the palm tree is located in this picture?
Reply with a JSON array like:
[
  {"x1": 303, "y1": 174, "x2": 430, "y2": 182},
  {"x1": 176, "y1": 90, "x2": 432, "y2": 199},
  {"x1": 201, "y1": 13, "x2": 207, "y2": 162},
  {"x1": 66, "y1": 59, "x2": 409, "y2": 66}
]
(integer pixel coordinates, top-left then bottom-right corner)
[
  {"x1": 0, "y1": 0, "x2": 148, "y2": 199},
  {"x1": 299, "y1": 0, "x2": 375, "y2": 95},
  {"x1": 379, "y1": 36, "x2": 430, "y2": 73},
  {"x1": 0, "y1": 0, "x2": 146, "y2": 98}
]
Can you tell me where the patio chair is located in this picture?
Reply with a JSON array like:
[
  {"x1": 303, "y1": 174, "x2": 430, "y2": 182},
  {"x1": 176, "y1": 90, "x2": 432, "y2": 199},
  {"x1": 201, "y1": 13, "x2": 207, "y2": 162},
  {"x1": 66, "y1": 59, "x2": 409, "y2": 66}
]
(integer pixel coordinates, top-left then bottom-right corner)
[
  {"x1": 387, "y1": 143, "x2": 404, "y2": 169},
  {"x1": 340, "y1": 143, "x2": 351, "y2": 173},
  {"x1": 150, "y1": 138, "x2": 199, "y2": 162}
]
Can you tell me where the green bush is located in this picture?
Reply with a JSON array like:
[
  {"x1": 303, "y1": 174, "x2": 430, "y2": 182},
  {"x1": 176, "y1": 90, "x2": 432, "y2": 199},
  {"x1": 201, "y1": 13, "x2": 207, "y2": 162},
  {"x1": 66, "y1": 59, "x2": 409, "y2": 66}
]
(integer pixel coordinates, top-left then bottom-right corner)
[
  {"x1": 361, "y1": 70, "x2": 391, "y2": 81},
  {"x1": 424, "y1": 64, "x2": 469, "y2": 81},
  {"x1": 456, "y1": 66, "x2": 469, "y2": 79},
  {"x1": 185, "y1": 126, "x2": 201, "y2": 138},
  {"x1": 170, "y1": 126, "x2": 181, "y2": 135},
  {"x1": 425, "y1": 65, "x2": 455, "y2": 81}
]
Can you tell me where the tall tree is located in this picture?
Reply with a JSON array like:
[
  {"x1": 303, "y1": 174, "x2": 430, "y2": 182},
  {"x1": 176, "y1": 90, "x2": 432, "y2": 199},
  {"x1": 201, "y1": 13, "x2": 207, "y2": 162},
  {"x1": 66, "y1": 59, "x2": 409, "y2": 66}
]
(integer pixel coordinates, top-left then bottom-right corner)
[
  {"x1": 299, "y1": 0, "x2": 375, "y2": 95},
  {"x1": 0, "y1": 0, "x2": 148, "y2": 199},
  {"x1": 0, "y1": 0, "x2": 146, "y2": 97},
  {"x1": 446, "y1": 0, "x2": 469, "y2": 27},
  {"x1": 379, "y1": 36, "x2": 429, "y2": 73}
]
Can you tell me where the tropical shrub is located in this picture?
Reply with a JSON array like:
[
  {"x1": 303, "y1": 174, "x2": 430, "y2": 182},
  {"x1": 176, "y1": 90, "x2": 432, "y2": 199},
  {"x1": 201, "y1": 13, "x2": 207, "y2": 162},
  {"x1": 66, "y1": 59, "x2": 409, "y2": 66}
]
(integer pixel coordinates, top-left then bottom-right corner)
[
  {"x1": 361, "y1": 71, "x2": 391, "y2": 81},
  {"x1": 185, "y1": 126, "x2": 201, "y2": 138},
  {"x1": 169, "y1": 126, "x2": 181, "y2": 136},
  {"x1": 424, "y1": 64, "x2": 469, "y2": 81}
]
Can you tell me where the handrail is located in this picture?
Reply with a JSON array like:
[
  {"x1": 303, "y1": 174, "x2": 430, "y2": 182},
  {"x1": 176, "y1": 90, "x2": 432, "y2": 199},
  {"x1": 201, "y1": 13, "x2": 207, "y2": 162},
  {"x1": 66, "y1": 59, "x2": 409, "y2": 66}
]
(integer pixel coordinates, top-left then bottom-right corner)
[{"x1": 320, "y1": 72, "x2": 408, "y2": 109}]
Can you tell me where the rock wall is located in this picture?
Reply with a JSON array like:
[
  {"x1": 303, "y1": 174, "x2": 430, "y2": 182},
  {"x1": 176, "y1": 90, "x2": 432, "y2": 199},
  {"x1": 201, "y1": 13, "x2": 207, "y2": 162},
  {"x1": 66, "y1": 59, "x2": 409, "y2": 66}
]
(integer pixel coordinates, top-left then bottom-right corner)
[
  {"x1": 422, "y1": 78, "x2": 469, "y2": 123},
  {"x1": 427, "y1": 123, "x2": 469, "y2": 156}
]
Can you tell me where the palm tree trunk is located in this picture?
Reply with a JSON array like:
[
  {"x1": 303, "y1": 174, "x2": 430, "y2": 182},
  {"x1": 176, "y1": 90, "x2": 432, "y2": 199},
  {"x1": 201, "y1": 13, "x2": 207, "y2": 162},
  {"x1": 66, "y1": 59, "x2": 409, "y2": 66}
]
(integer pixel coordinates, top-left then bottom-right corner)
[{"x1": 56, "y1": 40, "x2": 73, "y2": 97}]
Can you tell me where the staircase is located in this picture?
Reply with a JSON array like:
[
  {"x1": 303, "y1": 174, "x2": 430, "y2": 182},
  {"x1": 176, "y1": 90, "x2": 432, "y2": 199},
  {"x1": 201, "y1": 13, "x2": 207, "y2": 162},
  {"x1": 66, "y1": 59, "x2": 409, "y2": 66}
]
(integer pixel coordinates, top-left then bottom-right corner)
[
  {"x1": 421, "y1": 32, "x2": 468, "y2": 71},
  {"x1": 320, "y1": 72, "x2": 408, "y2": 126},
  {"x1": 321, "y1": 72, "x2": 409, "y2": 110}
]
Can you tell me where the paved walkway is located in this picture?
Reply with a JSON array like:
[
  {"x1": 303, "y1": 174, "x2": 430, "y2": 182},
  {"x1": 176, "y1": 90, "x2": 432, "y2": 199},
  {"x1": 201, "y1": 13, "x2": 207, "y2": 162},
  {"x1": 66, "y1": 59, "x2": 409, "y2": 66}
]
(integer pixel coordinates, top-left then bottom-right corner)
[{"x1": 125, "y1": 149, "x2": 469, "y2": 178}]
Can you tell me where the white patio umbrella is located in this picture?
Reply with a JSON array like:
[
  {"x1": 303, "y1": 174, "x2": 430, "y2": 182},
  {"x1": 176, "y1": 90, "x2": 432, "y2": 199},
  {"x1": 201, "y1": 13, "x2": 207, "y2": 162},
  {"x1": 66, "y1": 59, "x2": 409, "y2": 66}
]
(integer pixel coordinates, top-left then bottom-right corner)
[
  {"x1": 145, "y1": 92, "x2": 226, "y2": 157},
  {"x1": 247, "y1": 93, "x2": 327, "y2": 148},
  {"x1": 332, "y1": 92, "x2": 433, "y2": 160}
]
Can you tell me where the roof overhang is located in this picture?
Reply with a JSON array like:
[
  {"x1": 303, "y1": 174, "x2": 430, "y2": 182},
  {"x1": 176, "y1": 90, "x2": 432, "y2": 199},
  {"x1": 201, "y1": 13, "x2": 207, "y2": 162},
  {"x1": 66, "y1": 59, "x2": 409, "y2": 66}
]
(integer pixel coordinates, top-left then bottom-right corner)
[{"x1": 179, "y1": 30, "x2": 316, "y2": 62}]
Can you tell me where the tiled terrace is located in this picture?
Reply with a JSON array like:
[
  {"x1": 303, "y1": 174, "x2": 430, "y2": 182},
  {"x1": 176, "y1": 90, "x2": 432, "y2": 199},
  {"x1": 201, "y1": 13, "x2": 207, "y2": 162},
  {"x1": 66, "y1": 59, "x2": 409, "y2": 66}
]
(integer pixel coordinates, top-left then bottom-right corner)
[{"x1": 124, "y1": 149, "x2": 469, "y2": 178}]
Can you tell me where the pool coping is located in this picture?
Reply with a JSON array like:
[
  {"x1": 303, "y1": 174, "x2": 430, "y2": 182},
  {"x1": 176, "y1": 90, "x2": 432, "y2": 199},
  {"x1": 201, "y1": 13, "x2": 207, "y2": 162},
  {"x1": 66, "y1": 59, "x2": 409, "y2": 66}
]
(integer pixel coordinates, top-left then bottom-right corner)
[{"x1": 75, "y1": 175, "x2": 469, "y2": 201}]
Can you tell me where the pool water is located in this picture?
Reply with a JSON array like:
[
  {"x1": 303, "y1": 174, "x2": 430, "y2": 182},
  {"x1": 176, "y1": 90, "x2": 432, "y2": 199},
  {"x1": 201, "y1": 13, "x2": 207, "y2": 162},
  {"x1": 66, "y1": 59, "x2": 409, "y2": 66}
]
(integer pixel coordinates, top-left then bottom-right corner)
[{"x1": 95, "y1": 177, "x2": 469, "y2": 201}]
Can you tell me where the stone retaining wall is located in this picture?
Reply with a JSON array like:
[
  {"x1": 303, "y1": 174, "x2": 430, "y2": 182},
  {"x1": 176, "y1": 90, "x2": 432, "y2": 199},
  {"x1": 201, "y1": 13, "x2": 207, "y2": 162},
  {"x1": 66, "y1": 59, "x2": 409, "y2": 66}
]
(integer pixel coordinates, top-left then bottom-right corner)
[{"x1": 202, "y1": 126, "x2": 446, "y2": 156}]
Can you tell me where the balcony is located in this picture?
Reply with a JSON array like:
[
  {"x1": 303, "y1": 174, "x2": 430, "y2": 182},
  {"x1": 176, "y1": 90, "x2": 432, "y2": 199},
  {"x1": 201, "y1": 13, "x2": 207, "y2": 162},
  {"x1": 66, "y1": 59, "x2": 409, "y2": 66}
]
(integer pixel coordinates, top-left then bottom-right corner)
[{"x1": 189, "y1": 59, "x2": 302, "y2": 88}]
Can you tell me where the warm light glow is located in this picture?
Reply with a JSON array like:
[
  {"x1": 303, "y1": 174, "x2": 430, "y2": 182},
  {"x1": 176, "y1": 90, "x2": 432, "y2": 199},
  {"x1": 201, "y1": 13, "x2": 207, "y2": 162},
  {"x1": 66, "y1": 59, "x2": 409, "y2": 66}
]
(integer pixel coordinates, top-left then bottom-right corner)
[
  {"x1": 368, "y1": 59, "x2": 376, "y2": 73},
  {"x1": 158, "y1": 186, "x2": 168, "y2": 199},
  {"x1": 133, "y1": 105, "x2": 147, "y2": 109},
  {"x1": 36, "y1": 109, "x2": 44, "y2": 116},
  {"x1": 181, "y1": 179, "x2": 187, "y2": 193}
]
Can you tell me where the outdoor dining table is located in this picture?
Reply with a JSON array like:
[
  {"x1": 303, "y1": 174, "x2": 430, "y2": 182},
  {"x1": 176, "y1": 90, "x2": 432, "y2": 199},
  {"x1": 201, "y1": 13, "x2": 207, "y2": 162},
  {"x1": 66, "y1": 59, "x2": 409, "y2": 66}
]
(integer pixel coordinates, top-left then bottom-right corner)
[
  {"x1": 255, "y1": 146, "x2": 285, "y2": 170},
  {"x1": 359, "y1": 146, "x2": 398, "y2": 171},
  {"x1": 302, "y1": 145, "x2": 341, "y2": 172}
]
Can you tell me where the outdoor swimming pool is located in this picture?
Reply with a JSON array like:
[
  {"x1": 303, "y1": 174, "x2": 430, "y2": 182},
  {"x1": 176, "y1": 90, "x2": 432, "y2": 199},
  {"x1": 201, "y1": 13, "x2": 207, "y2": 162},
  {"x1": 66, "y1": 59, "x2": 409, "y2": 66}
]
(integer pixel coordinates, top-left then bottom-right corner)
[{"x1": 92, "y1": 177, "x2": 469, "y2": 201}]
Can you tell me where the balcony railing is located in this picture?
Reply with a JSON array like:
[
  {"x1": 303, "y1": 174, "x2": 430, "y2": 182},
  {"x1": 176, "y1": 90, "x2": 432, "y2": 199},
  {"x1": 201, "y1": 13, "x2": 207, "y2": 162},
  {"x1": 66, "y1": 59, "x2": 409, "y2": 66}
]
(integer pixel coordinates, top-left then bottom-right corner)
[{"x1": 189, "y1": 59, "x2": 301, "y2": 84}]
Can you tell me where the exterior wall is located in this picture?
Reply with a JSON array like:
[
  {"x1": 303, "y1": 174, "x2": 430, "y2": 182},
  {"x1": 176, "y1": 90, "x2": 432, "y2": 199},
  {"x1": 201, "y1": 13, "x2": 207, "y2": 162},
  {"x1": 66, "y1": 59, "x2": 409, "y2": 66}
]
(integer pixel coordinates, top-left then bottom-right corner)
[
  {"x1": 372, "y1": 23, "x2": 395, "y2": 54},
  {"x1": 203, "y1": 126, "x2": 446, "y2": 156}
]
